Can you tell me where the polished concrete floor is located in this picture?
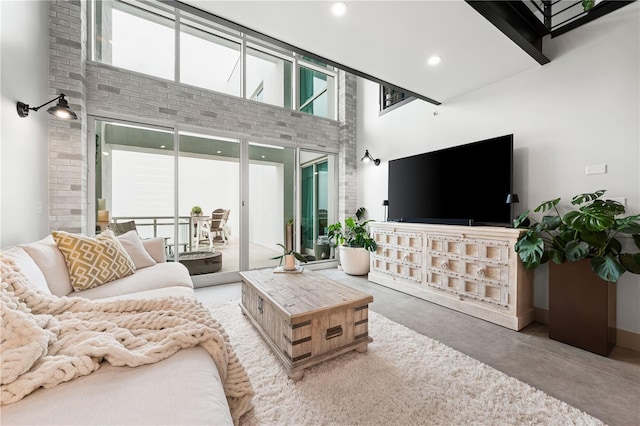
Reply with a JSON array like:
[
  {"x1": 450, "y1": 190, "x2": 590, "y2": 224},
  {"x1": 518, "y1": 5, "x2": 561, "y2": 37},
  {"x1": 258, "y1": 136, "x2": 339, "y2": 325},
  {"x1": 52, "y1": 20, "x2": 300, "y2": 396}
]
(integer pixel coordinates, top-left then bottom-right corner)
[{"x1": 195, "y1": 268, "x2": 640, "y2": 426}]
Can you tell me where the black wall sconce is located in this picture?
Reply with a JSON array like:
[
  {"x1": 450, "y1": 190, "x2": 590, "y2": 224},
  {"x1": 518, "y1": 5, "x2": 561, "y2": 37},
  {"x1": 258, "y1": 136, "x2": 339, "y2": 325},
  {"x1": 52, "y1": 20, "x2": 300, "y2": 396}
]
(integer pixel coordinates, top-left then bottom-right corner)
[
  {"x1": 361, "y1": 149, "x2": 380, "y2": 166},
  {"x1": 17, "y1": 94, "x2": 78, "y2": 120}
]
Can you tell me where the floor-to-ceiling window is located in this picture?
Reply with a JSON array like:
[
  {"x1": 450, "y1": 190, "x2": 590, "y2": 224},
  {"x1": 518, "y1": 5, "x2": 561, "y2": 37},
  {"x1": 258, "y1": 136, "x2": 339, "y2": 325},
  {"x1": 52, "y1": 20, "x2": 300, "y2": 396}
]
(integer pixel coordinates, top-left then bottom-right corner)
[
  {"x1": 92, "y1": 118, "x2": 339, "y2": 284},
  {"x1": 94, "y1": 120, "x2": 183, "y2": 249}
]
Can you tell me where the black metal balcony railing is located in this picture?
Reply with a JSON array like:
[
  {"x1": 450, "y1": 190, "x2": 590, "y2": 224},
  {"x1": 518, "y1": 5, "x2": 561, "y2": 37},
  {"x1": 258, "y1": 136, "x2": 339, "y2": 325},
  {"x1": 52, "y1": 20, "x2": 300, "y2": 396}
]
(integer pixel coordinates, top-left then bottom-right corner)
[{"x1": 525, "y1": 0, "x2": 636, "y2": 37}]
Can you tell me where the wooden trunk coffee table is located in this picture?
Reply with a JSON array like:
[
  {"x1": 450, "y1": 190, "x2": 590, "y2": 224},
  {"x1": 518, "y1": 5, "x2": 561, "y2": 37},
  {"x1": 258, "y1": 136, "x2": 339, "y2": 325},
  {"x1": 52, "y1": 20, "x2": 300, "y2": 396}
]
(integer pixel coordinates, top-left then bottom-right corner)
[{"x1": 239, "y1": 268, "x2": 373, "y2": 381}]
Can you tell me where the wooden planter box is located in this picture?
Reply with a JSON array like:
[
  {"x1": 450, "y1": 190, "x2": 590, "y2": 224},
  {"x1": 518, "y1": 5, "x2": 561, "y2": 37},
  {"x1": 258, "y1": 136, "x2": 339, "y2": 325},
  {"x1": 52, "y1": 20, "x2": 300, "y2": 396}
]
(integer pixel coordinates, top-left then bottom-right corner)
[{"x1": 549, "y1": 260, "x2": 616, "y2": 356}]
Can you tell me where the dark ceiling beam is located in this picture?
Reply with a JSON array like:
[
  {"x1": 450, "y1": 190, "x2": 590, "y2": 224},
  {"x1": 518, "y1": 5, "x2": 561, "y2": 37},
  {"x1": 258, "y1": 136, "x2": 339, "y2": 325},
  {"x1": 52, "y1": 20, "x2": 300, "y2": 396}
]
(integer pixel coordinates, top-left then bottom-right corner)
[{"x1": 466, "y1": 1, "x2": 551, "y2": 65}]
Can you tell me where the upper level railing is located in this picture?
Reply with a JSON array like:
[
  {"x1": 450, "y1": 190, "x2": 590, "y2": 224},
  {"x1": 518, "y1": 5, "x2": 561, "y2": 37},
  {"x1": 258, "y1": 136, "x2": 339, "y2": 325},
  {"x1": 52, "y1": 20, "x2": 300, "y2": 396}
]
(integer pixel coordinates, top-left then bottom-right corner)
[{"x1": 524, "y1": 0, "x2": 635, "y2": 37}]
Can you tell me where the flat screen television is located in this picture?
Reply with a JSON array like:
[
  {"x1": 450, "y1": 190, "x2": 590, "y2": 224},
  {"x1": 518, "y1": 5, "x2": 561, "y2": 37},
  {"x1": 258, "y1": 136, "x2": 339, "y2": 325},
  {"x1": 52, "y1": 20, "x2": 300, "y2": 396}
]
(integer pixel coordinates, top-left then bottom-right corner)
[{"x1": 387, "y1": 134, "x2": 513, "y2": 226}]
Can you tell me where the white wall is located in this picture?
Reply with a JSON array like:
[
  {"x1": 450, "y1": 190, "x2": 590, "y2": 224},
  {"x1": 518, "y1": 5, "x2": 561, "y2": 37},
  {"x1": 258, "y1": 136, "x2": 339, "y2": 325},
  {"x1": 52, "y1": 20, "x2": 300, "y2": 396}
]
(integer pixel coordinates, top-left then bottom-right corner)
[
  {"x1": 357, "y1": 3, "x2": 640, "y2": 334},
  {"x1": 1, "y1": 0, "x2": 50, "y2": 247}
]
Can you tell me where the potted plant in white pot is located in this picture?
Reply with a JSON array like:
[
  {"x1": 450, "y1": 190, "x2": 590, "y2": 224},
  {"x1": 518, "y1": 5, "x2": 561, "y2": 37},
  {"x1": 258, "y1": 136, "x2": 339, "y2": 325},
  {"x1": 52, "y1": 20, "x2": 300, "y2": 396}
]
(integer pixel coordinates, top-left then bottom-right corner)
[
  {"x1": 513, "y1": 189, "x2": 640, "y2": 355},
  {"x1": 328, "y1": 207, "x2": 377, "y2": 275},
  {"x1": 270, "y1": 243, "x2": 308, "y2": 271}
]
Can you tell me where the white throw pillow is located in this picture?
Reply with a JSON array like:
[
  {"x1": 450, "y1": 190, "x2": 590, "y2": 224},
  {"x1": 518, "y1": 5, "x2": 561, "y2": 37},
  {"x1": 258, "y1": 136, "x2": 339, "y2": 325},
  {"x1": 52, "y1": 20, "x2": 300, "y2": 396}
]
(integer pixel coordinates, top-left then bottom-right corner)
[
  {"x1": 1, "y1": 247, "x2": 52, "y2": 295},
  {"x1": 20, "y1": 235, "x2": 73, "y2": 297},
  {"x1": 117, "y1": 230, "x2": 157, "y2": 269}
]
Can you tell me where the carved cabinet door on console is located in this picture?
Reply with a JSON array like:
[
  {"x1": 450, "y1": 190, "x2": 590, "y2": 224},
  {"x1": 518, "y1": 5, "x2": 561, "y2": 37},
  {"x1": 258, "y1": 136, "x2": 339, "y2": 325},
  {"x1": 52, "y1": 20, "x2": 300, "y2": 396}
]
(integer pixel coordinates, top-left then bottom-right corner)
[
  {"x1": 371, "y1": 230, "x2": 423, "y2": 282},
  {"x1": 426, "y1": 234, "x2": 510, "y2": 307},
  {"x1": 368, "y1": 222, "x2": 534, "y2": 331}
]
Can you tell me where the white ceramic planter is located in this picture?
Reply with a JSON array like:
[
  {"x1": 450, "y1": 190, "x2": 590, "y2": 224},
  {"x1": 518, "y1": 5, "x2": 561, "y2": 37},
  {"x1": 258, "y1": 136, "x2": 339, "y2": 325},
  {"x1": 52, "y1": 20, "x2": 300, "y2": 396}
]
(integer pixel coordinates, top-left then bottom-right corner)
[
  {"x1": 284, "y1": 254, "x2": 296, "y2": 271},
  {"x1": 339, "y1": 246, "x2": 370, "y2": 275}
]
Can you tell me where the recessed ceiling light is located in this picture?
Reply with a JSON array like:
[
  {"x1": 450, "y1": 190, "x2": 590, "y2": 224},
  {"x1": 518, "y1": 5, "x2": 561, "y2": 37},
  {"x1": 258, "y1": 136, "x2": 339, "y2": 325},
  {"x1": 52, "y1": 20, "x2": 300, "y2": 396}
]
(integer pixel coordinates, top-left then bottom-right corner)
[
  {"x1": 217, "y1": 150, "x2": 222, "y2": 154},
  {"x1": 261, "y1": 155, "x2": 266, "y2": 159},
  {"x1": 428, "y1": 55, "x2": 442, "y2": 66},
  {"x1": 160, "y1": 145, "x2": 166, "y2": 149},
  {"x1": 331, "y1": 2, "x2": 348, "y2": 17},
  {"x1": 102, "y1": 152, "x2": 109, "y2": 156}
]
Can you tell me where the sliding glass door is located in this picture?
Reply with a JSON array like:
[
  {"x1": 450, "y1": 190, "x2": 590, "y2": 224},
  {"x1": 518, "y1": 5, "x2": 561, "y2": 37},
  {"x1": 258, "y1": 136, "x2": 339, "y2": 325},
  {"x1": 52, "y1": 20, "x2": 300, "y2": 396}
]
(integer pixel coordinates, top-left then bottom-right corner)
[
  {"x1": 178, "y1": 131, "x2": 240, "y2": 274},
  {"x1": 247, "y1": 142, "x2": 297, "y2": 269},
  {"x1": 300, "y1": 151, "x2": 337, "y2": 261}
]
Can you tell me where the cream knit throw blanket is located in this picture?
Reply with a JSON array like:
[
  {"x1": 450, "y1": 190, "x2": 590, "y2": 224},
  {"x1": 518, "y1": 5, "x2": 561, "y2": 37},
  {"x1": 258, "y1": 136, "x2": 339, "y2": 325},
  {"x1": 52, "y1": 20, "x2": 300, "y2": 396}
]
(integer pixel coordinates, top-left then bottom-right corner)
[{"x1": 0, "y1": 255, "x2": 254, "y2": 425}]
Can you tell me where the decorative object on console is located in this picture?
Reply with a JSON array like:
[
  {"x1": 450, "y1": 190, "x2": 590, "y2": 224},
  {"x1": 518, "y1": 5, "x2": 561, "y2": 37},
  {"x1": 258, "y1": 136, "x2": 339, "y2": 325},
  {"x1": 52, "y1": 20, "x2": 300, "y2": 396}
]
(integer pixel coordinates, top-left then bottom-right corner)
[
  {"x1": 505, "y1": 193, "x2": 520, "y2": 227},
  {"x1": 513, "y1": 189, "x2": 640, "y2": 355},
  {"x1": 191, "y1": 205, "x2": 203, "y2": 216},
  {"x1": 269, "y1": 243, "x2": 308, "y2": 271},
  {"x1": 382, "y1": 199, "x2": 389, "y2": 222},
  {"x1": 328, "y1": 207, "x2": 377, "y2": 275},
  {"x1": 16, "y1": 93, "x2": 78, "y2": 119},
  {"x1": 360, "y1": 149, "x2": 380, "y2": 166}
]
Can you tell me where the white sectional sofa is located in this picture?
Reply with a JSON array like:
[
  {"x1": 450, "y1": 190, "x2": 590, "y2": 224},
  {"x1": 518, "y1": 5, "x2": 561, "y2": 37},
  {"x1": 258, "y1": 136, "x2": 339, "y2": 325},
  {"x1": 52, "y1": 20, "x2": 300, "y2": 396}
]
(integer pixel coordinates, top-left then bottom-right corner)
[{"x1": 1, "y1": 231, "x2": 251, "y2": 425}]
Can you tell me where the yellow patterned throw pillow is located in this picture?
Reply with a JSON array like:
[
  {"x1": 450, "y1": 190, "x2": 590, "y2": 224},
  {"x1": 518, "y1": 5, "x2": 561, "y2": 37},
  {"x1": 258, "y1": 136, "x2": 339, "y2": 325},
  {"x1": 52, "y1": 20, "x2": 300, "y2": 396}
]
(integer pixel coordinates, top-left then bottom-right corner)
[{"x1": 52, "y1": 230, "x2": 136, "y2": 291}]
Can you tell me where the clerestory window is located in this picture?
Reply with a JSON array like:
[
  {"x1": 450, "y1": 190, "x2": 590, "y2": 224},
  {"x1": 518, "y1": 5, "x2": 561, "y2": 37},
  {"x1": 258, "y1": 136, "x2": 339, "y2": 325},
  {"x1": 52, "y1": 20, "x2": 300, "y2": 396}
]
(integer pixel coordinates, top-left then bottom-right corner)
[{"x1": 91, "y1": 0, "x2": 336, "y2": 120}]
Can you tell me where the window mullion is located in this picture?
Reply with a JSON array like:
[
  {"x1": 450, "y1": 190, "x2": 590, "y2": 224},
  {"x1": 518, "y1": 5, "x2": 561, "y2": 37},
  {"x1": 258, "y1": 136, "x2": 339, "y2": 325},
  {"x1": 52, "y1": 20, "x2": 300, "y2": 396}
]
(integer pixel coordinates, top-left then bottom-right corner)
[
  {"x1": 293, "y1": 55, "x2": 300, "y2": 111},
  {"x1": 175, "y1": 8, "x2": 180, "y2": 83},
  {"x1": 240, "y1": 33, "x2": 246, "y2": 99}
]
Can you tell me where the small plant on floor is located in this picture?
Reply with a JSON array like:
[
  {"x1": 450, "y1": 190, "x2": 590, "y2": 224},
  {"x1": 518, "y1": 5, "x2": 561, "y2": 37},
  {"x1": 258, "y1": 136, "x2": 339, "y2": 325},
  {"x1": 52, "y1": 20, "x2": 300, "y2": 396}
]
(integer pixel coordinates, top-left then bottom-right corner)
[
  {"x1": 270, "y1": 243, "x2": 308, "y2": 267},
  {"x1": 327, "y1": 207, "x2": 377, "y2": 251}
]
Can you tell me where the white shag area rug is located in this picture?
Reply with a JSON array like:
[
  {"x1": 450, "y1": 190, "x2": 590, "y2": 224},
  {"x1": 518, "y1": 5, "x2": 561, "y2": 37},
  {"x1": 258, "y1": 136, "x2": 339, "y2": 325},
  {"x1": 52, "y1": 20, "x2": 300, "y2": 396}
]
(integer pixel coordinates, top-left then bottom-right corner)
[{"x1": 208, "y1": 301, "x2": 604, "y2": 426}]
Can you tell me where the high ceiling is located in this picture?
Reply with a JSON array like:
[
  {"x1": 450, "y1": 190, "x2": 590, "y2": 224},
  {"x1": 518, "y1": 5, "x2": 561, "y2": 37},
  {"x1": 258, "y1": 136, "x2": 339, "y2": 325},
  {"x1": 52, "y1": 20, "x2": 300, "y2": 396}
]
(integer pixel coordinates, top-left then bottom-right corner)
[{"x1": 179, "y1": 1, "x2": 542, "y2": 104}]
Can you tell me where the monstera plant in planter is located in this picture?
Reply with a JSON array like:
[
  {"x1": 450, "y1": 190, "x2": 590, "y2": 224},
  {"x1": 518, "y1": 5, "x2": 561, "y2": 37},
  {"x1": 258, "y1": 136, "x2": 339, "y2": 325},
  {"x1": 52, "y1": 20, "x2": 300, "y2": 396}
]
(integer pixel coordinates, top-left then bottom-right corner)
[
  {"x1": 328, "y1": 207, "x2": 377, "y2": 276},
  {"x1": 513, "y1": 189, "x2": 640, "y2": 356}
]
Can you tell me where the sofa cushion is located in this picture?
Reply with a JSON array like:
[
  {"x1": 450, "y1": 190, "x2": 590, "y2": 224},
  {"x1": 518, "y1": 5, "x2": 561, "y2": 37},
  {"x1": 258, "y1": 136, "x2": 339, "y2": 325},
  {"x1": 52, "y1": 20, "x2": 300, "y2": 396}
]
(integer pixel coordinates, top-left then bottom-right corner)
[
  {"x1": 0, "y1": 347, "x2": 233, "y2": 426},
  {"x1": 117, "y1": 231, "x2": 156, "y2": 269},
  {"x1": 141, "y1": 237, "x2": 166, "y2": 264},
  {"x1": 1, "y1": 247, "x2": 51, "y2": 295},
  {"x1": 20, "y1": 235, "x2": 73, "y2": 297},
  {"x1": 52, "y1": 230, "x2": 136, "y2": 291},
  {"x1": 72, "y1": 262, "x2": 193, "y2": 300}
]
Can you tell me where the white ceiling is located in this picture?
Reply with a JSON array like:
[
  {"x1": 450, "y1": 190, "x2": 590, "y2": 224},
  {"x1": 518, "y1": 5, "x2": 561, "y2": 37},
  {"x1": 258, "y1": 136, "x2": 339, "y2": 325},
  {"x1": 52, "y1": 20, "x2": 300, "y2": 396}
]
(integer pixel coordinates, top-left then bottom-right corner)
[{"x1": 180, "y1": 0, "x2": 541, "y2": 104}]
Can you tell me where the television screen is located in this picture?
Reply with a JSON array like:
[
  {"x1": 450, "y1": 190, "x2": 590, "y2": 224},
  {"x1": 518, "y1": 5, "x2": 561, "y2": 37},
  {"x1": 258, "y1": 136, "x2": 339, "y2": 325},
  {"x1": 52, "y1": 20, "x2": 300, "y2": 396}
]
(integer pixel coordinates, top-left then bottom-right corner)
[{"x1": 387, "y1": 134, "x2": 513, "y2": 226}]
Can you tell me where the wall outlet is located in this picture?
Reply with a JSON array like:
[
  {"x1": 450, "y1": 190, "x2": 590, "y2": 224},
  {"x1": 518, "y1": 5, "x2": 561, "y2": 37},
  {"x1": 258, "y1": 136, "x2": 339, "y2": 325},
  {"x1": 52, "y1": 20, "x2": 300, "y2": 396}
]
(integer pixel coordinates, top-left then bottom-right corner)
[{"x1": 585, "y1": 164, "x2": 607, "y2": 175}]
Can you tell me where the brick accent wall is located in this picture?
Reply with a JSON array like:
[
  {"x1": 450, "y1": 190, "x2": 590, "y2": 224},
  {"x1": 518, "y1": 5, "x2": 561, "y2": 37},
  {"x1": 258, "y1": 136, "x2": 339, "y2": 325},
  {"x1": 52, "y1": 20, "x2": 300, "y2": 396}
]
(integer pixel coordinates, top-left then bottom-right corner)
[
  {"x1": 48, "y1": 0, "x2": 88, "y2": 234},
  {"x1": 48, "y1": 0, "x2": 358, "y2": 232}
]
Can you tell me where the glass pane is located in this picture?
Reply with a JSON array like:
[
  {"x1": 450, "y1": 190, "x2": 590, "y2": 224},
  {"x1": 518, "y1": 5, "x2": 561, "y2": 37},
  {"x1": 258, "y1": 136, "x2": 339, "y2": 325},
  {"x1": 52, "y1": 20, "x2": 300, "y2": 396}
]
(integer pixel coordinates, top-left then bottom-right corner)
[
  {"x1": 178, "y1": 132, "x2": 240, "y2": 275},
  {"x1": 94, "y1": 1, "x2": 175, "y2": 80},
  {"x1": 299, "y1": 66, "x2": 335, "y2": 119},
  {"x1": 248, "y1": 143, "x2": 296, "y2": 270},
  {"x1": 246, "y1": 47, "x2": 292, "y2": 109},
  {"x1": 300, "y1": 151, "x2": 337, "y2": 261},
  {"x1": 96, "y1": 120, "x2": 181, "y2": 253},
  {"x1": 180, "y1": 21, "x2": 241, "y2": 96}
]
